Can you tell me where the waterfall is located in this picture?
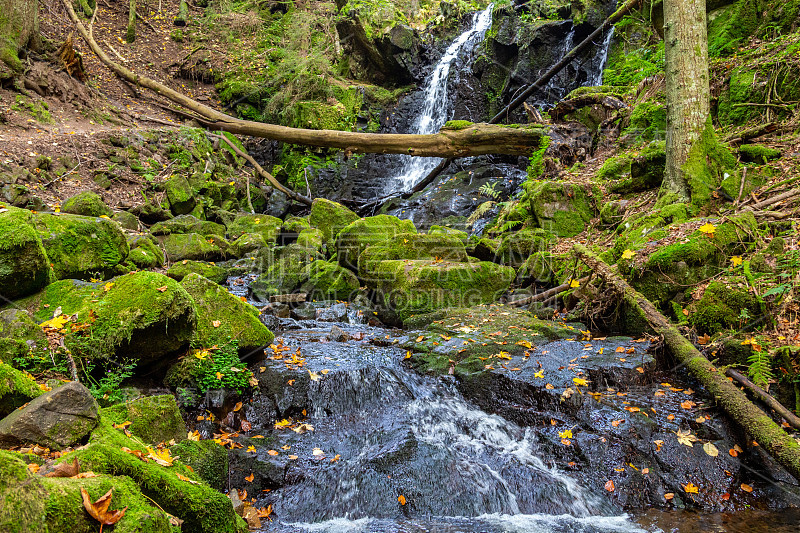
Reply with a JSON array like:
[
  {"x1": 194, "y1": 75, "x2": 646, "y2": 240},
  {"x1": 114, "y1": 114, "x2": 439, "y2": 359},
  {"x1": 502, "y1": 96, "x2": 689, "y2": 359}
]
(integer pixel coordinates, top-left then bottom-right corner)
[
  {"x1": 394, "y1": 4, "x2": 494, "y2": 189},
  {"x1": 590, "y1": 27, "x2": 615, "y2": 86}
]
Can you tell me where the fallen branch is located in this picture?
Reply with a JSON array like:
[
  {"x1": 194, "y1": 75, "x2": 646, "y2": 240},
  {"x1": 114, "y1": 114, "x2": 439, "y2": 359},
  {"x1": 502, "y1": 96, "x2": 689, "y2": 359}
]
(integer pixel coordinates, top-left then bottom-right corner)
[
  {"x1": 745, "y1": 189, "x2": 800, "y2": 211},
  {"x1": 509, "y1": 276, "x2": 590, "y2": 307},
  {"x1": 573, "y1": 244, "x2": 800, "y2": 482},
  {"x1": 548, "y1": 94, "x2": 628, "y2": 121},
  {"x1": 61, "y1": 0, "x2": 546, "y2": 158},
  {"x1": 207, "y1": 133, "x2": 312, "y2": 206},
  {"x1": 726, "y1": 368, "x2": 800, "y2": 431},
  {"x1": 724, "y1": 122, "x2": 779, "y2": 145}
]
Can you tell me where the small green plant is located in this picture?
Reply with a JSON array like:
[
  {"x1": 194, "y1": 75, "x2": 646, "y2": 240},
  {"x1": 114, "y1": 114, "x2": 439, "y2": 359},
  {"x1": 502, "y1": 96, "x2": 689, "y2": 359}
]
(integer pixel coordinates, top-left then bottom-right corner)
[
  {"x1": 193, "y1": 339, "x2": 256, "y2": 394},
  {"x1": 83, "y1": 358, "x2": 138, "y2": 403},
  {"x1": 479, "y1": 181, "x2": 501, "y2": 199},
  {"x1": 747, "y1": 336, "x2": 774, "y2": 388},
  {"x1": 499, "y1": 219, "x2": 523, "y2": 233}
]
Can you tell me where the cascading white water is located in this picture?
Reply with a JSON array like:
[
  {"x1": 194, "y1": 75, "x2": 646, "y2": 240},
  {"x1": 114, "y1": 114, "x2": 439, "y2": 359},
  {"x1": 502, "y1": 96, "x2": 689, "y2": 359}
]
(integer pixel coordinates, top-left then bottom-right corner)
[
  {"x1": 394, "y1": 4, "x2": 494, "y2": 189},
  {"x1": 590, "y1": 27, "x2": 615, "y2": 86}
]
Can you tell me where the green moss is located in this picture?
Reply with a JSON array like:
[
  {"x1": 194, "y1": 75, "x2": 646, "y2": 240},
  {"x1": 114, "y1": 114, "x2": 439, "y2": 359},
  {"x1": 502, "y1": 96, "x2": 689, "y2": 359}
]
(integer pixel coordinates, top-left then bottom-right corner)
[
  {"x1": 165, "y1": 176, "x2": 197, "y2": 216},
  {"x1": 250, "y1": 244, "x2": 321, "y2": 301},
  {"x1": 623, "y1": 100, "x2": 666, "y2": 142},
  {"x1": 308, "y1": 198, "x2": 360, "y2": 251},
  {"x1": 0, "y1": 207, "x2": 51, "y2": 299},
  {"x1": 167, "y1": 260, "x2": 227, "y2": 284},
  {"x1": 525, "y1": 181, "x2": 596, "y2": 237},
  {"x1": 225, "y1": 213, "x2": 282, "y2": 244},
  {"x1": 150, "y1": 215, "x2": 226, "y2": 237},
  {"x1": 126, "y1": 235, "x2": 165, "y2": 270},
  {"x1": 681, "y1": 119, "x2": 738, "y2": 212},
  {"x1": 295, "y1": 227, "x2": 323, "y2": 252},
  {"x1": 358, "y1": 232, "x2": 469, "y2": 278},
  {"x1": 101, "y1": 395, "x2": 187, "y2": 445},
  {"x1": 61, "y1": 192, "x2": 112, "y2": 218},
  {"x1": 161, "y1": 233, "x2": 228, "y2": 262},
  {"x1": 283, "y1": 216, "x2": 311, "y2": 234},
  {"x1": 300, "y1": 260, "x2": 361, "y2": 301},
  {"x1": 443, "y1": 120, "x2": 474, "y2": 130},
  {"x1": 0, "y1": 361, "x2": 42, "y2": 417},
  {"x1": 688, "y1": 280, "x2": 760, "y2": 334},
  {"x1": 739, "y1": 144, "x2": 782, "y2": 163},
  {"x1": 181, "y1": 273, "x2": 273, "y2": 351},
  {"x1": 717, "y1": 68, "x2": 760, "y2": 126},
  {"x1": 170, "y1": 439, "x2": 228, "y2": 491},
  {"x1": 496, "y1": 229, "x2": 555, "y2": 267},
  {"x1": 229, "y1": 232, "x2": 267, "y2": 258},
  {"x1": 336, "y1": 215, "x2": 417, "y2": 271},
  {"x1": 597, "y1": 152, "x2": 634, "y2": 182}
]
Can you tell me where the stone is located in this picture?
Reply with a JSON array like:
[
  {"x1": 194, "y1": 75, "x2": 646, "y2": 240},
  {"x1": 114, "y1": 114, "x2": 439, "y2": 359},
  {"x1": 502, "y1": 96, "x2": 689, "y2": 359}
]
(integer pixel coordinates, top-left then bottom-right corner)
[
  {"x1": 160, "y1": 232, "x2": 228, "y2": 262},
  {"x1": 291, "y1": 302, "x2": 317, "y2": 321},
  {"x1": 336, "y1": 214, "x2": 417, "y2": 271},
  {"x1": 229, "y1": 232, "x2": 266, "y2": 257},
  {"x1": 61, "y1": 191, "x2": 112, "y2": 218},
  {"x1": 260, "y1": 302, "x2": 290, "y2": 318},
  {"x1": 526, "y1": 181, "x2": 597, "y2": 238},
  {"x1": 126, "y1": 234, "x2": 165, "y2": 269},
  {"x1": 0, "y1": 206, "x2": 51, "y2": 299},
  {"x1": 358, "y1": 232, "x2": 469, "y2": 279},
  {"x1": 300, "y1": 260, "x2": 360, "y2": 301},
  {"x1": 308, "y1": 198, "x2": 359, "y2": 251},
  {"x1": 259, "y1": 313, "x2": 282, "y2": 333},
  {"x1": 150, "y1": 214, "x2": 226, "y2": 237},
  {"x1": 249, "y1": 244, "x2": 321, "y2": 302},
  {"x1": 329, "y1": 324, "x2": 348, "y2": 342},
  {"x1": 0, "y1": 360, "x2": 43, "y2": 418},
  {"x1": 317, "y1": 302, "x2": 348, "y2": 322},
  {"x1": 165, "y1": 176, "x2": 197, "y2": 215},
  {"x1": 112, "y1": 210, "x2": 140, "y2": 230},
  {"x1": 102, "y1": 395, "x2": 186, "y2": 445},
  {"x1": 0, "y1": 308, "x2": 48, "y2": 368},
  {"x1": 226, "y1": 213, "x2": 282, "y2": 244},
  {"x1": 0, "y1": 381, "x2": 99, "y2": 449},
  {"x1": 167, "y1": 260, "x2": 227, "y2": 284}
]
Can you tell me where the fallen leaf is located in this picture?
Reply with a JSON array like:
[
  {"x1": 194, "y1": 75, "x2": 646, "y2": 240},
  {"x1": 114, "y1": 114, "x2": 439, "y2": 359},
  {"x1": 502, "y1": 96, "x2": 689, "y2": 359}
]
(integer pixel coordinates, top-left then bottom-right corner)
[
  {"x1": 621, "y1": 249, "x2": 635, "y2": 260},
  {"x1": 46, "y1": 457, "x2": 80, "y2": 478},
  {"x1": 573, "y1": 377, "x2": 589, "y2": 387},
  {"x1": 558, "y1": 429, "x2": 573, "y2": 439},
  {"x1": 570, "y1": 279, "x2": 580, "y2": 288},
  {"x1": 312, "y1": 448, "x2": 324, "y2": 457},
  {"x1": 611, "y1": 420, "x2": 624, "y2": 427},
  {"x1": 146, "y1": 447, "x2": 175, "y2": 467},
  {"x1": 212, "y1": 320, "x2": 221, "y2": 328},
  {"x1": 233, "y1": 402, "x2": 243, "y2": 412},
  {"x1": 176, "y1": 473, "x2": 200, "y2": 484},
  {"x1": 703, "y1": 442, "x2": 719, "y2": 457},
  {"x1": 308, "y1": 370, "x2": 321, "y2": 382},
  {"x1": 27, "y1": 463, "x2": 40, "y2": 474},
  {"x1": 698, "y1": 222, "x2": 716, "y2": 236},
  {"x1": 664, "y1": 492, "x2": 674, "y2": 500},
  {"x1": 245, "y1": 473, "x2": 254, "y2": 482},
  {"x1": 741, "y1": 483, "x2": 753, "y2": 493},
  {"x1": 81, "y1": 488, "x2": 128, "y2": 528},
  {"x1": 398, "y1": 495, "x2": 407, "y2": 505},
  {"x1": 676, "y1": 429, "x2": 698, "y2": 447},
  {"x1": 697, "y1": 333, "x2": 711, "y2": 346},
  {"x1": 653, "y1": 440, "x2": 664, "y2": 452},
  {"x1": 156, "y1": 286, "x2": 168, "y2": 293},
  {"x1": 683, "y1": 482, "x2": 699, "y2": 494},
  {"x1": 731, "y1": 256, "x2": 743, "y2": 267},
  {"x1": 267, "y1": 450, "x2": 279, "y2": 456},
  {"x1": 605, "y1": 479, "x2": 615, "y2": 492}
]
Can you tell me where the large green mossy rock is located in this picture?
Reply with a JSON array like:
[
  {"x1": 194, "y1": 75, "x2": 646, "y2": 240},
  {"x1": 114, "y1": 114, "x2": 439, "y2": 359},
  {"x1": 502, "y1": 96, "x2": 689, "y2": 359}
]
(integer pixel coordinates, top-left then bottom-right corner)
[
  {"x1": 170, "y1": 439, "x2": 229, "y2": 491},
  {"x1": 526, "y1": 181, "x2": 596, "y2": 237},
  {"x1": 358, "y1": 232, "x2": 469, "y2": 279},
  {"x1": 226, "y1": 213, "x2": 282, "y2": 243},
  {"x1": 336, "y1": 215, "x2": 417, "y2": 271},
  {"x1": 0, "y1": 207, "x2": 51, "y2": 299},
  {"x1": 15, "y1": 273, "x2": 197, "y2": 364},
  {"x1": 0, "y1": 308, "x2": 48, "y2": 370},
  {"x1": 32, "y1": 212, "x2": 129, "y2": 280},
  {"x1": 102, "y1": 395, "x2": 187, "y2": 445},
  {"x1": 296, "y1": 227, "x2": 324, "y2": 252},
  {"x1": 496, "y1": 229, "x2": 555, "y2": 267},
  {"x1": 300, "y1": 260, "x2": 361, "y2": 301},
  {"x1": 181, "y1": 273, "x2": 273, "y2": 352},
  {"x1": 150, "y1": 214, "x2": 226, "y2": 237},
  {"x1": 126, "y1": 234, "x2": 165, "y2": 269},
  {"x1": 61, "y1": 191, "x2": 112, "y2": 218},
  {"x1": 308, "y1": 198, "x2": 359, "y2": 250},
  {"x1": 229, "y1": 232, "x2": 266, "y2": 257},
  {"x1": 0, "y1": 361, "x2": 42, "y2": 418},
  {"x1": 0, "y1": 450, "x2": 175, "y2": 533},
  {"x1": 161, "y1": 232, "x2": 228, "y2": 262},
  {"x1": 165, "y1": 175, "x2": 197, "y2": 215},
  {"x1": 167, "y1": 259, "x2": 227, "y2": 284},
  {"x1": 250, "y1": 244, "x2": 322, "y2": 301},
  {"x1": 688, "y1": 281, "x2": 760, "y2": 334},
  {"x1": 373, "y1": 260, "x2": 515, "y2": 325}
]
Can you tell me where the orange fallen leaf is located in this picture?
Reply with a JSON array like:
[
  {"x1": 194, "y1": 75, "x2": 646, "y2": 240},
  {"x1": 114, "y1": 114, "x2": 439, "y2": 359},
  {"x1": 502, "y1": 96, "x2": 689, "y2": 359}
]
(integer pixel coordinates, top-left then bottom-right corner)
[
  {"x1": 212, "y1": 320, "x2": 221, "y2": 328},
  {"x1": 267, "y1": 450, "x2": 279, "y2": 456},
  {"x1": 156, "y1": 286, "x2": 168, "y2": 293},
  {"x1": 233, "y1": 402, "x2": 243, "y2": 412},
  {"x1": 611, "y1": 419, "x2": 624, "y2": 427},
  {"x1": 81, "y1": 488, "x2": 128, "y2": 531},
  {"x1": 664, "y1": 492, "x2": 674, "y2": 500},
  {"x1": 604, "y1": 479, "x2": 615, "y2": 492},
  {"x1": 721, "y1": 492, "x2": 730, "y2": 501},
  {"x1": 245, "y1": 473, "x2": 254, "y2": 482},
  {"x1": 46, "y1": 457, "x2": 80, "y2": 478},
  {"x1": 398, "y1": 495, "x2": 407, "y2": 505},
  {"x1": 176, "y1": 473, "x2": 200, "y2": 484},
  {"x1": 683, "y1": 482, "x2": 699, "y2": 494},
  {"x1": 741, "y1": 483, "x2": 753, "y2": 493}
]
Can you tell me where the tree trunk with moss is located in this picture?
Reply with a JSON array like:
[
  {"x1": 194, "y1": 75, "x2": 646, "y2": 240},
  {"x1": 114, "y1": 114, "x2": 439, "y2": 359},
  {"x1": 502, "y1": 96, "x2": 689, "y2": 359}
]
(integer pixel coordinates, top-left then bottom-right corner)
[
  {"x1": 126, "y1": 0, "x2": 136, "y2": 43},
  {"x1": 662, "y1": 0, "x2": 735, "y2": 210},
  {"x1": 0, "y1": 0, "x2": 39, "y2": 78},
  {"x1": 574, "y1": 244, "x2": 800, "y2": 482}
]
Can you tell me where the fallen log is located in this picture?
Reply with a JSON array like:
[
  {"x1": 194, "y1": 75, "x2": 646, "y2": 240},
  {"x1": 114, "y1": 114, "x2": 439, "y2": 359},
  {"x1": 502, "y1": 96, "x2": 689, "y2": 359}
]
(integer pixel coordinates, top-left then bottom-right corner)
[
  {"x1": 573, "y1": 244, "x2": 800, "y2": 482},
  {"x1": 508, "y1": 276, "x2": 590, "y2": 307},
  {"x1": 62, "y1": 0, "x2": 547, "y2": 158},
  {"x1": 548, "y1": 94, "x2": 628, "y2": 121},
  {"x1": 726, "y1": 368, "x2": 800, "y2": 431}
]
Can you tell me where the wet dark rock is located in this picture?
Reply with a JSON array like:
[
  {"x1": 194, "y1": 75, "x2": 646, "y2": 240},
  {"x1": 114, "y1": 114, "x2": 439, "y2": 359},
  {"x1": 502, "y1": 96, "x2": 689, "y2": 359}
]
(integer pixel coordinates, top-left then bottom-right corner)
[
  {"x1": 329, "y1": 325, "x2": 348, "y2": 342},
  {"x1": 291, "y1": 303, "x2": 318, "y2": 321},
  {"x1": 259, "y1": 313, "x2": 282, "y2": 333},
  {"x1": 261, "y1": 302, "x2": 291, "y2": 319},
  {"x1": 317, "y1": 303, "x2": 348, "y2": 322},
  {"x1": 0, "y1": 381, "x2": 99, "y2": 449}
]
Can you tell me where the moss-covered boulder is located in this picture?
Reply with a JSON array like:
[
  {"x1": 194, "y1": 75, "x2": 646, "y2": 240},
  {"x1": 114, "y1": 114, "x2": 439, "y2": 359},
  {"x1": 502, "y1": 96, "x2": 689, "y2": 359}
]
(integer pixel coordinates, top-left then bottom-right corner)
[
  {"x1": 525, "y1": 181, "x2": 596, "y2": 237},
  {"x1": 0, "y1": 308, "x2": 48, "y2": 367},
  {"x1": 336, "y1": 214, "x2": 417, "y2": 271},
  {"x1": 358, "y1": 231, "x2": 469, "y2": 279},
  {"x1": 112, "y1": 210, "x2": 140, "y2": 230},
  {"x1": 517, "y1": 251, "x2": 556, "y2": 285},
  {"x1": 428, "y1": 225, "x2": 469, "y2": 245},
  {"x1": 283, "y1": 215, "x2": 312, "y2": 234},
  {"x1": 225, "y1": 213, "x2": 282, "y2": 243},
  {"x1": 160, "y1": 232, "x2": 228, "y2": 262},
  {"x1": 496, "y1": 229, "x2": 555, "y2": 267},
  {"x1": 688, "y1": 281, "x2": 760, "y2": 334},
  {"x1": 181, "y1": 273, "x2": 273, "y2": 352},
  {"x1": 250, "y1": 245, "x2": 322, "y2": 302},
  {"x1": 300, "y1": 260, "x2": 361, "y2": 301},
  {"x1": 61, "y1": 191, "x2": 112, "y2": 218},
  {"x1": 150, "y1": 214, "x2": 225, "y2": 237},
  {"x1": 102, "y1": 395, "x2": 187, "y2": 445},
  {"x1": 32, "y1": 212, "x2": 129, "y2": 280},
  {"x1": 0, "y1": 207, "x2": 51, "y2": 299},
  {"x1": 0, "y1": 361, "x2": 42, "y2": 418},
  {"x1": 126, "y1": 234, "x2": 165, "y2": 269},
  {"x1": 609, "y1": 145, "x2": 666, "y2": 194},
  {"x1": 229, "y1": 232, "x2": 266, "y2": 257},
  {"x1": 165, "y1": 176, "x2": 197, "y2": 215},
  {"x1": 372, "y1": 260, "x2": 515, "y2": 324},
  {"x1": 170, "y1": 439, "x2": 228, "y2": 491},
  {"x1": 167, "y1": 260, "x2": 227, "y2": 284},
  {"x1": 308, "y1": 198, "x2": 360, "y2": 251},
  {"x1": 296, "y1": 227, "x2": 324, "y2": 252}
]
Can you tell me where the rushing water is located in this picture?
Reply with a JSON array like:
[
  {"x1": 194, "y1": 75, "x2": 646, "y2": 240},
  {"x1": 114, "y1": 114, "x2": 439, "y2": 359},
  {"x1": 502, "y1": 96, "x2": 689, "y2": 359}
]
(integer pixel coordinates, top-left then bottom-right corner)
[{"x1": 393, "y1": 5, "x2": 494, "y2": 189}]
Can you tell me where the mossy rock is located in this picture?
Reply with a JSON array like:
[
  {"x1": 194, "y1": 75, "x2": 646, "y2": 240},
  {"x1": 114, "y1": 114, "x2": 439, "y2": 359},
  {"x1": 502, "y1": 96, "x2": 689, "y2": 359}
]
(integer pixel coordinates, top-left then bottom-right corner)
[
  {"x1": 229, "y1": 232, "x2": 266, "y2": 257},
  {"x1": 64, "y1": 419, "x2": 247, "y2": 533},
  {"x1": 0, "y1": 308, "x2": 48, "y2": 366},
  {"x1": 688, "y1": 281, "x2": 760, "y2": 334},
  {"x1": 165, "y1": 176, "x2": 197, "y2": 215},
  {"x1": 469, "y1": 237, "x2": 500, "y2": 262},
  {"x1": 283, "y1": 215, "x2": 311, "y2": 234},
  {"x1": 181, "y1": 273, "x2": 273, "y2": 352},
  {"x1": 126, "y1": 234, "x2": 165, "y2": 269},
  {"x1": 112, "y1": 210, "x2": 140, "y2": 230},
  {"x1": 428, "y1": 225, "x2": 469, "y2": 245},
  {"x1": 517, "y1": 251, "x2": 556, "y2": 285},
  {"x1": 496, "y1": 229, "x2": 555, "y2": 267},
  {"x1": 308, "y1": 198, "x2": 360, "y2": 251},
  {"x1": 300, "y1": 260, "x2": 361, "y2": 301},
  {"x1": 525, "y1": 181, "x2": 596, "y2": 237},
  {"x1": 225, "y1": 213, "x2": 282, "y2": 244},
  {"x1": 133, "y1": 201, "x2": 173, "y2": 224},
  {"x1": 358, "y1": 232, "x2": 469, "y2": 279},
  {"x1": 170, "y1": 439, "x2": 228, "y2": 491},
  {"x1": 150, "y1": 214, "x2": 225, "y2": 237},
  {"x1": 0, "y1": 449, "x2": 174, "y2": 533},
  {"x1": 160, "y1": 232, "x2": 228, "y2": 262},
  {"x1": 102, "y1": 395, "x2": 187, "y2": 445},
  {"x1": 717, "y1": 68, "x2": 761, "y2": 126},
  {"x1": 32, "y1": 212, "x2": 129, "y2": 280},
  {"x1": 336, "y1": 214, "x2": 417, "y2": 271},
  {"x1": 61, "y1": 191, "x2": 112, "y2": 218},
  {"x1": 296, "y1": 227, "x2": 324, "y2": 252},
  {"x1": 0, "y1": 361, "x2": 42, "y2": 418},
  {"x1": 167, "y1": 260, "x2": 227, "y2": 284},
  {"x1": 373, "y1": 260, "x2": 516, "y2": 325},
  {"x1": 610, "y1": 145, "x2": 666, "y2": 194},
  {"x1": 0, "y1": 207, "x2": 52, "y2": 299},
  {"x1": 249, "y1": 244, "x2": 322, "y2": 302},
  {"x1": 738, "y1": 144, "x2": 781, "y2": 164}
]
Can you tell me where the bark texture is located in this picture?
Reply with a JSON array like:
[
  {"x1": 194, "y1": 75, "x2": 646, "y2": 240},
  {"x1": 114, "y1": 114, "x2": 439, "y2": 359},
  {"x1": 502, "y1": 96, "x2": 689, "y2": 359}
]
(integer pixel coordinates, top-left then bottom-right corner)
[
  {"x1": 574, "y1": 244, "x2": 800, "y2": 482},
  {"x1": 0, "y1": 0, "x2": 39, "y2": 76},
  {"x1": 663, "y1": 0, "x2": 711, "y2": 202}
]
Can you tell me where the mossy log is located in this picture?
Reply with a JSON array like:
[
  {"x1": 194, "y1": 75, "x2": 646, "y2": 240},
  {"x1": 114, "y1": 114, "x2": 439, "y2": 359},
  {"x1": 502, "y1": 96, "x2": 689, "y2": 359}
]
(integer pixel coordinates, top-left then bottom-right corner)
[
  {"x1": 573, "y1": 244, "x2": 800, "y2": 482},
  {"x1": 62, "y1": 0, "x2": 546, "y2": 158},
  {"x1": 174, "y1": 0, "x2": 188, "y2": 26}
]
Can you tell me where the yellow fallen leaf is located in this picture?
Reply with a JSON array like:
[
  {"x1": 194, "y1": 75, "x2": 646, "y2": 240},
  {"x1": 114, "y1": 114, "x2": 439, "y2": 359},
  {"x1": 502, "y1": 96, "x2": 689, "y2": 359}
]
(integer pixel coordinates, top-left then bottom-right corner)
[
  {"x1": 570, "y1": 279, "x2": 580, "y2": 288},
  {"x1": 176, "y1": 473, "x2": 200, "y2": 484},
  {"x1": 621, "y1": 249, "x2": 635, "y2": 260},
  {"x1": 683, "y1": 482, "x2": 699, "y2": 494},
  {"x1": 731, "y1": 256, "x2": 743, "y2": 267},
  {"x1": 398, "y1": 495, "x2": 407, "y2": 505},
  {"x1": 516, "y1": 340, "x2": 532, "y2": 349},
  {"x1": 558, "y1": 429, "x2": 573, "y2": 439},
  {"x1": 573, "y1": 377, "x2": 589, "y2": 387},
  {"x1": 703, "y1": 442, "x2": 719, "y2": 457},
  {"x1": 698, "y1": 222, "x2": 716, "y2": 236}
]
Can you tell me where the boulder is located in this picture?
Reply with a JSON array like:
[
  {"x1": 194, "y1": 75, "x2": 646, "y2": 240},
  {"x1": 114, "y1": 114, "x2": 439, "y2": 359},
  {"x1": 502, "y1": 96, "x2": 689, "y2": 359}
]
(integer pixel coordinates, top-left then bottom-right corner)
[
  {"x1": 317, "y1": 302, "x2": 348, "y2": 322},
  {"x1": 0, "y1": 381, "x2": 99, "y2": 449},
  {"x1": 32, "y1": 212, "x2": 129, "y2": 280},
  {"x1": 250, "y1": 245, "x2": 321, "y2": 302},
  {"x1": 688, "y1": 281, "x2": 761, "y2": 334},
  {"x1": 165, "y1": 176, "x2": 197, "y2": 215},
  {"x1": 308, "y1": 198, "x2": 359, "y2": 251},
  {"x1": 167, "y1": 260, "x2": 227, "y2": 284},
  {"x1": 296, "y1": 227, "x2": 324, "y2": 252},
  {"x1": 300, "y1": 260, "x2": 360, "y2": 301},
  {"x1": 0, "y1": 207, "x2": 51, "y2": 299},
  {"x1": 112, "y1": 210, "x2": 140, "y2": 230},
  {"x1": 0, "y1": 361, "x2": 43, "y2": 418},
  {"x1": 229, "y1": 232, "x2": 266, "y2": 257},
  {"x1": 0, "y1": 308, "x2": 48, "y2": 367},
  {"x1": 496, "y1": 228, "x2": 555, "y2": 267},
  {"x1": 358, "y1": 232, "x2": 469, "y2": 279},
  {"x1": 102, "y1": 395, "x2": 187, "y2": 445},
  {"x1": 181, "y1": 273, "x2": 274, "y2": 352},
  {"x1": 225, "y1": 213, "x2": 282, "y2": 243},
  {"x1": 336, "y1": 214, "x2": 417, "y2": 271},
  {"x1": 170, "y1": 439, "x2": 229, "y2": 491},
  {"x1": 150, "y1": 214, "x2": 226, "y2": 237},
  {"x1": 526, "y1": 181, "x2": 597, "y2": 237},
  {"x1": 126, "y1": 234, "x2": 165, "y2": 269},
  {"x1": 161, "y1": 232, "x2": 228, "y2": 262},
  {"x1": 61, "y1": 191, "x2": 112, "y2": 218}
]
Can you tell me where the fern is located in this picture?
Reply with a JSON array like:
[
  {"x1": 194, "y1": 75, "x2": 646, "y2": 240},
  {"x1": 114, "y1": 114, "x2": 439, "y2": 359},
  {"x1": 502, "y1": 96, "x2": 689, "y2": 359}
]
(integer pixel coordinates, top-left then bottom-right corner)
[
  {"x1": 747, "y1": 345, "x2": 774, "y2": 388},
  {"x1": 500, "y1": 219, "x2": 523, "y2": 233},
  {"x1": 479, "y1": 182, "x2": 501, "y2": 199}
]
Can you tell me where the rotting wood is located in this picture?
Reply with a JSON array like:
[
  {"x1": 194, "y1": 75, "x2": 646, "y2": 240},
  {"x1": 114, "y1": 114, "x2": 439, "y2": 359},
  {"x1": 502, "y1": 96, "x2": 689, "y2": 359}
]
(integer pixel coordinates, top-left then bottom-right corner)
[
  {"x1": 726, "y1": 368, "x2": 800, "y2": 431},
  {"x1": 573, "y1": 244, "x2": 800, "y2": 482},
  {"x1": 548, "y1": 94, "x2": 628, "y2": 121},
  {"x1": 62, "y1": 0, "x2": 547, "y2": 159},
  {"x1": 724, "y1": 122, "x2": 779, "y2": 145}
]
